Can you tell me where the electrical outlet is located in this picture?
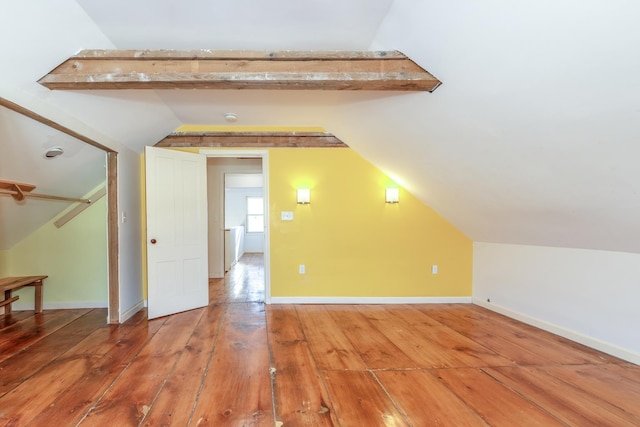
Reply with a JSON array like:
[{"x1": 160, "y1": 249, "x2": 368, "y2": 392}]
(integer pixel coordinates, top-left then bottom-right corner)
[
  {"x1": 299, "y1": 264, "x2": 306, "y2": 274},
  {"x1": 431, "y1": 265, "x2": 438, "y2": 274}
]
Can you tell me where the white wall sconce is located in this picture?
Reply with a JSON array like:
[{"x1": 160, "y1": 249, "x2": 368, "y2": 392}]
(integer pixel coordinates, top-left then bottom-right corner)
[
  {"x1": 297, "y1": 189, "x2": 310, "y2": 204},
  {"x1": 385, "y1": 188, "x2": 399, "y2": 203}
]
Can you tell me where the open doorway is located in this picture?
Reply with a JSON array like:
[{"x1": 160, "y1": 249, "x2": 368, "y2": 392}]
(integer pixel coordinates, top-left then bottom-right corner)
[
  {"x1": 221, "y1": 172, "x2": 264, "y2": 303},
  {"x1": 204, "y1": 151, "x2": 269, "y2": 304}
]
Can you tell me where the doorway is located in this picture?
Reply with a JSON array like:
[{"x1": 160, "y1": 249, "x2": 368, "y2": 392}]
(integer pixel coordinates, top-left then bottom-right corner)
[{"x1": 203, "y1": 150, "x2": 270, "y2": 304}]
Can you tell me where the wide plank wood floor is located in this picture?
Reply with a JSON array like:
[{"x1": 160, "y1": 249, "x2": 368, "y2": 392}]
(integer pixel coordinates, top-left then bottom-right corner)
[{"x1": 1, "y1": 254, "x2": 639, "y2": 426}]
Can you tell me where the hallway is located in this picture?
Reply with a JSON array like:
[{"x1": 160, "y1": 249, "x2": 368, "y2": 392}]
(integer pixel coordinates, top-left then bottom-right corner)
[{"x1": 209, "y1": 253, "x2": 265, "y2": 304}]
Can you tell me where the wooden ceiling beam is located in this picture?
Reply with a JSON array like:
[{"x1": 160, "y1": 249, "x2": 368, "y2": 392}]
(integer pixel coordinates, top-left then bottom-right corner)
[
  {"x1": 38, "y1": 50, "x2": 441, "y2": 92},
  {"x1": 155, "y1": 131, "x2": 348, "y2": 148},
  {"x1": 0, "y1": 96, "x2": 114, "y2": 152}
]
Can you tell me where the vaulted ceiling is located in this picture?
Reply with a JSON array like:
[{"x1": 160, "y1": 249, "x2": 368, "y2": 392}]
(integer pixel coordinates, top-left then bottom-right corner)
[{"x1": 1, "y1": 1, "x2": 640, "y2": 253}]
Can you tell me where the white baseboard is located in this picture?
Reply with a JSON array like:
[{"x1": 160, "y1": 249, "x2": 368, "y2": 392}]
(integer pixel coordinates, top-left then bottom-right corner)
[
  {"x1": 473, "y1": 298, "x2": 640, "y2": 366},
  {"x1": 119, "y1": 300, "x2": 145, "y2": 323},
  {"x1": 12, "y1": 300, "x2": 108, "y2": 310},
  {"x1": 269, "y1": 296, "x2": 473, "y2": 305}
]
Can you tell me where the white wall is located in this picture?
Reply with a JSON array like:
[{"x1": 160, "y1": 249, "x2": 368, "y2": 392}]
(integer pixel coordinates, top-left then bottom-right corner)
[
  {"x1": 225, "y1": 187, "x2": 265, "y2": 253},
  {"x1": 117, "y1": 148, "x2": 144, "y2": 322},
  {"x1": 225, "y1": 226, "x2": 245, "y2": 271},
  {"x1": 473, "y1": 242, "x2": 640, "y2": 364}
]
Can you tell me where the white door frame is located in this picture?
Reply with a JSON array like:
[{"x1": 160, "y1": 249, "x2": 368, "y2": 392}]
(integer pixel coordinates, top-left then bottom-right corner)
[{"x1": 200, "y1": 149, "x2": 271, "y2": 304}]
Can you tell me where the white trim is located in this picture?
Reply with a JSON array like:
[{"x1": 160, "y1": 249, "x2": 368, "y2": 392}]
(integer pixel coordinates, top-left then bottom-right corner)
[
  {"x1": 269, "y1": 296, "x2": 472, "y2": 305},
  {"x1": 262, "y1": 152, "x2": 271, "y2": 304},
  {"x1": 200, "y1": 149, "x2": 271, "y2": 304},
  {"x1": 119, "y1": 300, "x2": 144, "y2": 323},
  {"x1": 473, "y1": 298, "x2": 640, "y2": 365},
  {"x1": 13, "y1": 301, "x2": 108, "y2": 310}
]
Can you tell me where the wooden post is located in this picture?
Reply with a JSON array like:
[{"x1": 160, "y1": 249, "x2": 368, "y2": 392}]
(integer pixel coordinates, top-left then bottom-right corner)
[{"x1": 34, "y1": 280, "x2": 43, "y2": 313}]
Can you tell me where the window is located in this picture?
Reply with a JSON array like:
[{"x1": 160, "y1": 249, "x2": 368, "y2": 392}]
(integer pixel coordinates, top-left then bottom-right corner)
[{"x1": 246, "y1": 196, "x2": 264, "y2": 233}]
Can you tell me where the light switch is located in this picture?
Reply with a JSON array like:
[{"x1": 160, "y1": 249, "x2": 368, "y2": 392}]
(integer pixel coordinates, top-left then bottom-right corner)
[{"x1": 281, "y1": 211, "x2": 294, "y2": 221}]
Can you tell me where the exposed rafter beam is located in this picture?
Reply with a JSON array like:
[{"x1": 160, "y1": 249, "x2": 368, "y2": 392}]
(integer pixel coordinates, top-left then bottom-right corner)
[
  {"x1": 38, "y1": 50, "x2": 442, "y2": 92},
  {"x1": 155, "y1": 131, "x2": 348, "y2": 148},
  {"x1": 0, "y1": 96, "x2": 114, "y2": 152}
]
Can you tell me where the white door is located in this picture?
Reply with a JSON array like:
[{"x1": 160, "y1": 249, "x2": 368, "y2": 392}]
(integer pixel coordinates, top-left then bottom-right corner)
[{"x1": 145, "y1": 146, "x2": 208, "y2": 319}]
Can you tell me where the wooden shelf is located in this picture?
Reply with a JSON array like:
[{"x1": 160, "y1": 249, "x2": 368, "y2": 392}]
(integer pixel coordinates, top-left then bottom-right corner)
[
  {"x1": 0, "y1": 178, "x2": 91, "y2": 204},
  {"x1": 0, "y1": 179, "x2": 36, "y2": 201}
]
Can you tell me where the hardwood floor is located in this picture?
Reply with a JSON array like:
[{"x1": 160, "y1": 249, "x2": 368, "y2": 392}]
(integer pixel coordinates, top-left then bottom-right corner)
[
  {"x1": 1, "y1": 254, "x2": 639, "y2": 426},
  {"x1": 209, "y1": 252, "x2": 265, "y2": 304}
]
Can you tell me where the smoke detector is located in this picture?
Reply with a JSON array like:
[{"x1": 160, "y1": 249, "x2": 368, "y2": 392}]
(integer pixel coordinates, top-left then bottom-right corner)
[
  {"x1": 223, "y1": 113, "x2": 238, "y2": 122},
  {"x1": 44, "y1": 147, "x2": 64, "y2": 159}
]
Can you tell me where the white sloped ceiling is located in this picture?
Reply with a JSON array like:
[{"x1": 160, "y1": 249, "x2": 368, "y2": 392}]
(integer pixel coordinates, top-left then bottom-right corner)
[
  {"x1": 364, "y1": 0, "x2": 640, "y2": 252},
  {"x1": 0, "y1": 107, "x2": 106, "y2": 249},
  {"x1": 1, "y1": 0, "x2": 639, "y2": 254}
]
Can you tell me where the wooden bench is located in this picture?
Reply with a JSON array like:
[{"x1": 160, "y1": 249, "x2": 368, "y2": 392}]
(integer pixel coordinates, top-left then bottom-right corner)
[{"x1": 0, "y1": 276, "x2": 48, "y2": 315}]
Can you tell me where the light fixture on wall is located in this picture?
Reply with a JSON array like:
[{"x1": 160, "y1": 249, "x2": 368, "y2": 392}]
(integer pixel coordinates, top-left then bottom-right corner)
[
  {"x1": 297, "y1": 189, "x2": 310, "y2": 204},
  {"x1": 385, "y1": 188, "x2": 399, "y2": 203}
]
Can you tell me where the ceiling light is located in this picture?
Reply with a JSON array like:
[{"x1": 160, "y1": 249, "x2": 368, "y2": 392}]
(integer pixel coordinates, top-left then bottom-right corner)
[
  {"x1": 44, "y1": 147, "x2": 64, "y2": 159},
  {"x1": 224, "y1": 113, "x2": 238, "y2": 122}
]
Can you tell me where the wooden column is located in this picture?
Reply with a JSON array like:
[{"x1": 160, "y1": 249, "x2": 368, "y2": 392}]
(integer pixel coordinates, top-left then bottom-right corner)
[{"x1": 107, "y1": 152, "x2": 119, "y2": 324}]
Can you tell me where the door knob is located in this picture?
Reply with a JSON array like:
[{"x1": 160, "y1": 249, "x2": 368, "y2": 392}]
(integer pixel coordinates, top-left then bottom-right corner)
[{"x1": 150, "y1": 239, "x2": 157, "y2": 244}]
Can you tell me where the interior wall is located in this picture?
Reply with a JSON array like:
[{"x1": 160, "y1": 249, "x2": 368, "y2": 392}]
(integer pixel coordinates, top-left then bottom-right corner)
[
  {"x1": 225, "y1": 187, "x2": 265, "y2": 253},
  {"x1": 117, "y1": 148, "x2": 144, "y2": 321},
  {"x1": 155, "y1": 146, "x2": 471, "y2": 298},
  {"x1": 0, "y1": 250, "x2": 8, "y2": 276},
  {"x1": 207, "y1": 158, "x2": 263, "y2": 278},
  {"x1": 10, "y1": 188, "x2": 108, "y2": 309},
  {"x1": 269, "y1": 148, "x2": 472, "y2": 298},
  {"x1": 473, "y1": 242, "x2": 640, "y2": 364}
]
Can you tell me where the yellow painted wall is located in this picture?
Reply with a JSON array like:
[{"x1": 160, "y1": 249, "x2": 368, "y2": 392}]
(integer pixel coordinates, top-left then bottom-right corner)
[
  {"x1": 162, "y1": 145, "x2": 472, "y2": 297},
  {"x1": 269, "y1": 148, "x2": 472, "y2": 297},
  {"x1": 9, "y1": 189, "x2": 108, "y2": 307},
  {"x1": 144, "y1": 146, "x2": 472, "y2": 297},
  {"x1": 177, "y1": 125, "x2": 326, "y2": 133},
  {"x1": 0, "y1": 250, "x2": 9, "y2": 277}
]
